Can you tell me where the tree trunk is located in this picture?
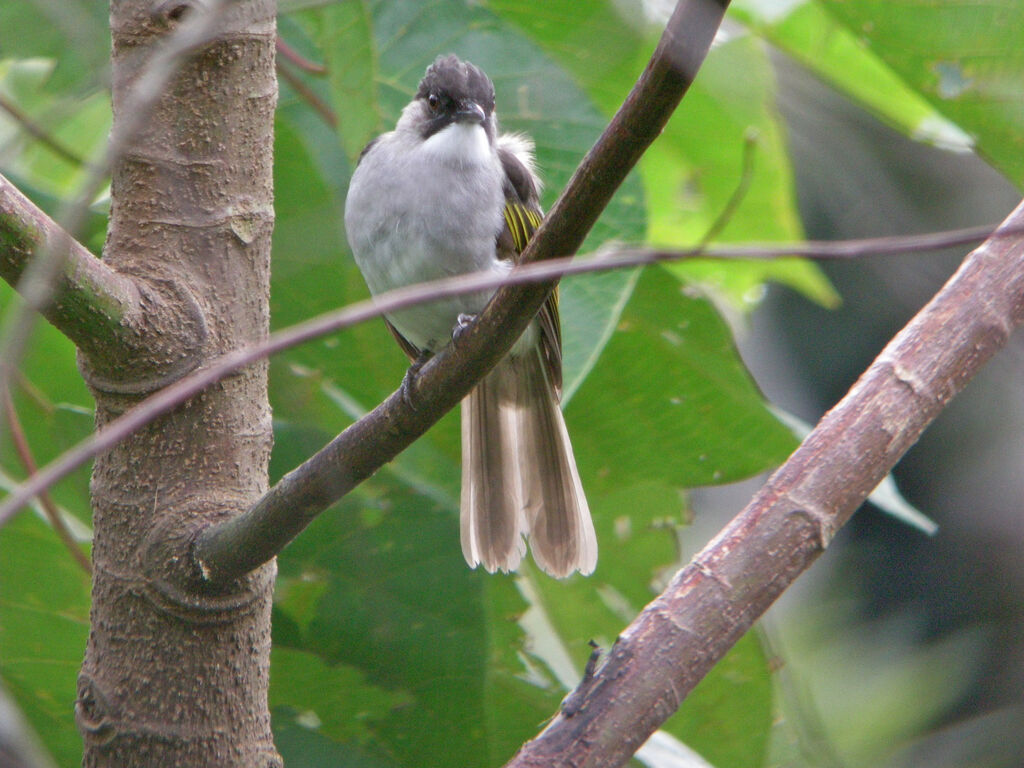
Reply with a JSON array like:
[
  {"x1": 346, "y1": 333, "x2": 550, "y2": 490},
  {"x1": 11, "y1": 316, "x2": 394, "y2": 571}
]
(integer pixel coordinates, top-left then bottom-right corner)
[{"x1": 74, "y1": 2, "x2": 279, "y2": 764}]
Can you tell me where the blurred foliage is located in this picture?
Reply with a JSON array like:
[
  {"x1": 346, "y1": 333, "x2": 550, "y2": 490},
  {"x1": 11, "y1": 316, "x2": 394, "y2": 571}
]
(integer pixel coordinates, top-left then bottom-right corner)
[{"x1": 0, "y1": 1, "x2": 1021, "y2": 767}]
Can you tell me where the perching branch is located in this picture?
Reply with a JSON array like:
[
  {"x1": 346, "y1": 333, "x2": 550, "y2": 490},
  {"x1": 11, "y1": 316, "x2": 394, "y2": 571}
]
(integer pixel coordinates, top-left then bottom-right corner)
[
  {"x1": 192, "y1": 0, "x2": 733, "y2": 583},
  {"x1": 0, "y1": 222, "x2": 1001, "y2": 529},
  {"x1": 504, "y1": 198, "x2": 1024, "y2": 768}
]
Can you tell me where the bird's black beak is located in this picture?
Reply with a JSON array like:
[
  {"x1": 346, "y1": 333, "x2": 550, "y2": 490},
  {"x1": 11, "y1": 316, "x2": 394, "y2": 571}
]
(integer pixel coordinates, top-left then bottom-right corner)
[{"x1": 454, "y1": 100, "x2": 486, "y2": 125}]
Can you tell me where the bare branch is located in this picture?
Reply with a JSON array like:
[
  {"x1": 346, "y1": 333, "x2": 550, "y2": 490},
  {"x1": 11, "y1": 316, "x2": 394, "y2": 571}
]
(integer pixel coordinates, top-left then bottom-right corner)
[
  {"x1": 0, "y1": 222, "x2": 1002, "y2": 529},
  {"x1": 504, "y1": 198, "x2": 1024, "y2": 768}
]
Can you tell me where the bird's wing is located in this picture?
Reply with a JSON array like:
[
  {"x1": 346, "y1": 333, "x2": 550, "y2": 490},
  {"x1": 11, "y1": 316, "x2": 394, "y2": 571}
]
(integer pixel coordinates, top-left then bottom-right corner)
[{"x1": 497, "y1": 141, "x2": 562, "y2": 397}]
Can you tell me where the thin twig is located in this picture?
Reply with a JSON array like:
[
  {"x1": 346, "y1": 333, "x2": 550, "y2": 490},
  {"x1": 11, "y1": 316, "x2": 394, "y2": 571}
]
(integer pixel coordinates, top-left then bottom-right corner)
[
  {"x1": 698, "y1": 129, "x2": 757, "y2": 247},
  {"x1": 0, "y1": 223, "x2": 1002, "y2": 528},
  {"x1": 276, "y1": 36, "x2": 326, "y2": 74},
  {"x1": 2, "y1": 390, "x2": 91, "y2": 574},
  {"x1": 0, "y1": 94, "x2": 89, "y2": 167},
  {"x1": 277, "y1": 60, "x2": 337, "y2": 128}
]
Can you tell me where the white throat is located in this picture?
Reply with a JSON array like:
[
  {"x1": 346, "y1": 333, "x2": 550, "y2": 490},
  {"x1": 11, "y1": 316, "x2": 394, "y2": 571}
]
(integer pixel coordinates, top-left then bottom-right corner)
[{"x1": 421, "y1": 122, "x2": 492, "y2": 166}]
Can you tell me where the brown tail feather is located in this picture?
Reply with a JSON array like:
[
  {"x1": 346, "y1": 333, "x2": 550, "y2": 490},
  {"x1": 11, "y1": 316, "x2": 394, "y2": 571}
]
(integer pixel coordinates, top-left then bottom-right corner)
[{"x1": 460, "y1": 349, "x2": 596, "y2": 577}]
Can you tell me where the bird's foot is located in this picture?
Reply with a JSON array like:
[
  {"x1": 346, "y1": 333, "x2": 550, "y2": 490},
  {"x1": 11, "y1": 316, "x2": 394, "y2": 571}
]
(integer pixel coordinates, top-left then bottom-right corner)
[
  {"x1": 452, "y1": 313, "x2": 477, "y2": 344},
  {"x1": 400, "y1": 350, "x2": 432, "y2": 411}
]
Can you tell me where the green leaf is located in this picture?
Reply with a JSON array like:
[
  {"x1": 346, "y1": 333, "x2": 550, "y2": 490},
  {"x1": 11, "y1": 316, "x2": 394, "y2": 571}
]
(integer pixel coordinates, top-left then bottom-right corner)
[
  {"x1": 0, "y1": 58, "x2": 111, "y2": 202},
  {"x1": 274, "y1": 720, "x2": 399, "y2": 768},
  {"x1": 490, "y1": 0, "x2": 836, "y2": 308},
  {"x1": 269, "y1": 647, "x2": 411, "y2": 744},
  {"x1": 293, "y1": 3, "x2": 382, "y2": 163},
  {"x1": 273, "y1": 480, "x2": 563, "y2": 768},
  {"x1": 654, "y1": 33, "x2": 837, "y2": 307},
  {"x1": 569, "y1": 265, "x2": 798, "y2": 494},
  {"x1": 0, "y1": 2, "x2": 109, "y2": 92},
  {"x1": 0, "y1": 513, "x2": 90, "y2": 768},
  {"x1": 820, "y1": 0, "x2": 1024, "y2": 187},
  {"x1": 734, "y1": 0, "x2": 972, "y2": 151},
  {"x1": 668, "y1": 632, "x2": 773, "y2": 767}
]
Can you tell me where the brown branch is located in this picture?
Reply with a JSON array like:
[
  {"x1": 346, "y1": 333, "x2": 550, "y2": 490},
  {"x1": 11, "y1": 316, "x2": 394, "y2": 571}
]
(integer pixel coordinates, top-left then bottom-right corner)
[
  {"x1": 0, "y1": 222, "x2": 1002, "y2": 529},
  {"x1": 504, "y1": 198, "x2": 1024, "y2": 768},
  {"x1": 191, "y1": 0, "x2": 733, "y2": 584},
  {"x1": 0, "y1": 173, "x2": 140, "y2": 362},
  {"x1": 2, "y1": 389, "x2": 91, "y2": 574}
]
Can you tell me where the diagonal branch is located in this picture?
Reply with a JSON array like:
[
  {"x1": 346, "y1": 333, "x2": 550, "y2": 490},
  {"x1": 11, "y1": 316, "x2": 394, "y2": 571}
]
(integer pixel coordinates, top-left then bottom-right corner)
[
  {"x1": 0, "y1": 174, "x2": 140, "y2": 361},
  {"x1": 191, "y1": 0, "x2": 732, "y2": 583},
  {"x1": 504, "y1": 197, "x2": 1024, "y2": 768}
]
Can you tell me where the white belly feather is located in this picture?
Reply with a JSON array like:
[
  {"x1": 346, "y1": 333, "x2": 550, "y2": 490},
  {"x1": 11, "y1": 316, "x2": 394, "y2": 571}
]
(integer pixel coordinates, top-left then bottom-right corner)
[{"x1": 345, "y1": 123, "x2": 508, "y2": 352}]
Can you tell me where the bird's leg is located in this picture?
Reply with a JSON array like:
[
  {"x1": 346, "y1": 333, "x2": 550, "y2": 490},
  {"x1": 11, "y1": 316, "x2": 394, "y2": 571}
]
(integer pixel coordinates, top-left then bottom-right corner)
[{"x1": 400, "y1": 349, "x2": 432, "y2": 411}]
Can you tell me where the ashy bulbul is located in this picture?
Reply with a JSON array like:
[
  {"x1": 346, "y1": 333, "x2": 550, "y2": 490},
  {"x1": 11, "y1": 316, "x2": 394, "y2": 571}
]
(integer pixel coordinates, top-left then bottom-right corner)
[{"x1": 344, "y1": 55, "x2": 596, "y2": 578}]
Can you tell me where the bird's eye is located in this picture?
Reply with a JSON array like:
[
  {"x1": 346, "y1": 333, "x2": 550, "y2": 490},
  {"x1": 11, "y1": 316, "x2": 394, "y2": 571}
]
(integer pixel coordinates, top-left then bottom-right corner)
[{"x1": 427, "y1": 93, "x2": 440, "y2": 112}]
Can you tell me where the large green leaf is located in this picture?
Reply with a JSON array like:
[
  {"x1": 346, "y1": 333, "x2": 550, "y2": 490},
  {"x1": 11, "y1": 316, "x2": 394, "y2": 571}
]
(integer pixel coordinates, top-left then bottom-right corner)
[
  {"x1": 654, "y1": 32, "x2": 838, "y2": 307},
  {"x1": 0, "y1": 512, "x2": 90, "y2": 768},
  {"x1": 0, "y1": 1, "x2": 109, "y2": 93},
  {"x1": 488, "y1": 0, "x2": 837, "y2": 308},
  {"x1": 569, "y1": 265, "x2": 798, "y2": 493},
  {"x1": 820, "y1": 0, "x2": 1024, "y2": 187},
  {"x1": 272, "y1": 478, "x2": 565, "y2": 768},
  {"x1": 733, "y1": 0, "x2": 973, "y2": 152},
  {"x1": 270, "y1": 647, "x2": 411, "y2": 746}
]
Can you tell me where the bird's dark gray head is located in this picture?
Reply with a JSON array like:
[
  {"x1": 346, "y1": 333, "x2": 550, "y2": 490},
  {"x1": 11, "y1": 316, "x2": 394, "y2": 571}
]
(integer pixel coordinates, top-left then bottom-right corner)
[{"x1": 414, "y1": 55, "x2": 496, "y2": 140}]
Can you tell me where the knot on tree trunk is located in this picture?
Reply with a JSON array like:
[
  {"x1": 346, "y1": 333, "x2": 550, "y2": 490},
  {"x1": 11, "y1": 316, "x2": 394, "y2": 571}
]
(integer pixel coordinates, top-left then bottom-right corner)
[
  {"x1": 76, "y1": 273, "x2": 209, "y2": 397},
  {"x1": 136, "y1": 501, "x2": 277, "y2": 623}
]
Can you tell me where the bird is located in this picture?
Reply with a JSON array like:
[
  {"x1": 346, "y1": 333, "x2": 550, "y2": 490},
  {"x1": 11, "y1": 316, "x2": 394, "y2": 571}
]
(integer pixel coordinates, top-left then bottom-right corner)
[{"x1": 344, "y1": 54, "x2": 596, "y2": 578}]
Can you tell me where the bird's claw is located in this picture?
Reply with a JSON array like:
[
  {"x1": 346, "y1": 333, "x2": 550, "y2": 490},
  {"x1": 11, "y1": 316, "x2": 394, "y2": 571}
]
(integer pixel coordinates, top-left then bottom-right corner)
[{"x1": 453, "y1": 313, "x2": 477, "y2": 344}]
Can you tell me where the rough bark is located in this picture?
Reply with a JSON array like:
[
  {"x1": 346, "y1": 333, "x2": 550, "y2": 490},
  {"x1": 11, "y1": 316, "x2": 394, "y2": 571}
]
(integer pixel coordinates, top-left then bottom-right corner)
[{"x1": 74, "y1": 1, "x2": 278, "y2": 765}]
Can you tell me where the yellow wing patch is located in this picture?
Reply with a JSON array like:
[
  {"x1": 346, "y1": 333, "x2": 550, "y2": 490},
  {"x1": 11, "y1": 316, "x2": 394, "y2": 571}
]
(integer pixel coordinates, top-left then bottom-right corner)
[{"x1": 503, "y1": 201, "x2": 543, "y2": 255}]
